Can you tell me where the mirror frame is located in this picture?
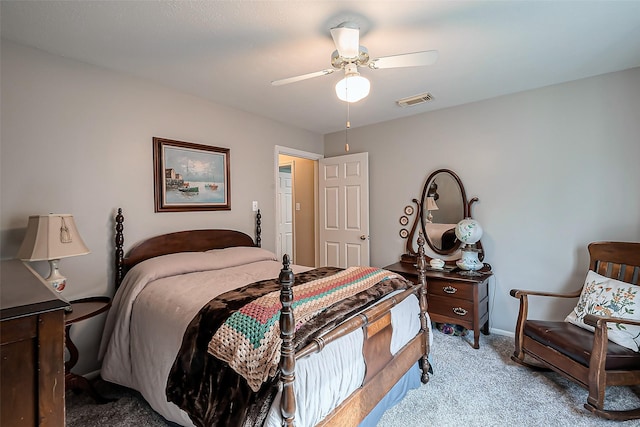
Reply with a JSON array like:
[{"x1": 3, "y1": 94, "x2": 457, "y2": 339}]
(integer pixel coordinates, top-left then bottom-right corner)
[{"x1": 402, "y1": 168, "x2": 482, "y2": 264}]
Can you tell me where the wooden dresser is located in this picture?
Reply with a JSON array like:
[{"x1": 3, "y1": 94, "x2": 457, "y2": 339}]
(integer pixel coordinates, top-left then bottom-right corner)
[
  {"x1": 384, "y1": 261, "x2": 492, "y2": 349},
  {"x1": 1, "y1": 260, "x2": 69, "y2": 427}
]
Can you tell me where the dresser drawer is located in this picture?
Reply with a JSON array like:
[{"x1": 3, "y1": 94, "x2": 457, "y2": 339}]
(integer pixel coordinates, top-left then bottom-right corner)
[
  {"x1": 428, "y1": 279, "x2": 475, "y2": 300},
  {"x1": 429, "y1": 295, "x2": 474, "y2": 322}
]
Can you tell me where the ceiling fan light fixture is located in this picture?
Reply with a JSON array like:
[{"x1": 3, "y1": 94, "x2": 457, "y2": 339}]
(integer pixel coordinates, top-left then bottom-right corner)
[{"x1": 335, "y1": 74, "x2": 370, "y2": 103}]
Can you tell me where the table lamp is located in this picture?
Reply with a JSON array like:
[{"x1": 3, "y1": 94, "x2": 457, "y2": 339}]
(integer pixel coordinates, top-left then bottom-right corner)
[
  {"x1": 425, "y1": 181, "x2": 439, "y2": 223},
  {"x1": 454, "y1": 218, "x2": 483, "y2": 275},
  {"x1": 17, "y1": 214, "x2": 90, "y2": 292},
  {"x1": 425, "y1": 196, "x2": 439, "y2": 223}
]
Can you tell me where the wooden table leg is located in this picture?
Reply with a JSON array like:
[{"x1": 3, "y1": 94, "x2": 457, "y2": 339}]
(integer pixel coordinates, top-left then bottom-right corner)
[
  {"x1": 482, "y1": 319, "x2": 490, "y2": 335},
  {"x1": 473, "y1": 327, "x2": 480, "y2": 349},
  {"x1": 65, "y1": 325, "x2": 114, "y2": 404}
]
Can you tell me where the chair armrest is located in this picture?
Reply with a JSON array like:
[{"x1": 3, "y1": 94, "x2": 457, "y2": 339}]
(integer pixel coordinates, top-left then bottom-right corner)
[
  {"x1": 511, "y1": 287, "x2": 582, "y2": 361},
  {"x1": 584, "y1": 313, "x2": 640, "y2": 376},
  {"x1": 510, "y1": 288, "x2": 582, "y2": 299},
  {"x1": 583, "y1": 314, "x2": 640, "y2": 328}
]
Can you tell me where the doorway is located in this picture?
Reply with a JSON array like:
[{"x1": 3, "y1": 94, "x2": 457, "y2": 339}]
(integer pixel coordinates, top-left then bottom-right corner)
[
  {"x1": 274, "y1": 146, "x2": 370, "y2": 268},
  {"x1": 275, "y1": 146, "x2": 323, "y2": 267},
  {"x1": 277, "y1": 164, "x2": 294, "y2": 262}
]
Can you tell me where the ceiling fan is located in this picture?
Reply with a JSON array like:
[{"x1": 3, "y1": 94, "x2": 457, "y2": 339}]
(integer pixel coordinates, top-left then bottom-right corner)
[{"x1": 271, "y1": 22, "x2": 439, "y2": 102}]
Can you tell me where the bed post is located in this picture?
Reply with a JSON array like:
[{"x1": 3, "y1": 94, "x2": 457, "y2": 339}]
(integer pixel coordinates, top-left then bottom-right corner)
[
  {"x1": 416, "y1": 232, "x2": 431, "y2": 383},
  {"x1": 256, "y1": 209, "x2": 262, "y2": 248},
  {"x1": 279, "y1": 254, "x2": 295, "y2": 426},
  {"x1": 115, "y1": 208, "x2": 125, "y2": 289}
]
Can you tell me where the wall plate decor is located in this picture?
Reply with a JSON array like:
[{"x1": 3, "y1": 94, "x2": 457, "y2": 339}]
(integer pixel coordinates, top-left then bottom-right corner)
[
  {"x1": 399, "y1": 228, "x2": 409, "y2": 238},
  {"x1": 154, "y1": 137, "x2": 230, "y2": 212},
  {"x1": 404, "y1": 205, "x2": 414, "y2": 216},
  {"x1": 399, "y1": 215, "x2": 409, "y2": 226}
]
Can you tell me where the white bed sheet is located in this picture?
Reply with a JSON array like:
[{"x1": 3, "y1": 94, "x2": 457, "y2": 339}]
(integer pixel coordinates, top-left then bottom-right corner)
[
  {"x1": 100, "y1": 250, "x2": 428, "y2": 427},
  {"x1": 264, "y1": 293, "x2": 425, "y2": 427}
]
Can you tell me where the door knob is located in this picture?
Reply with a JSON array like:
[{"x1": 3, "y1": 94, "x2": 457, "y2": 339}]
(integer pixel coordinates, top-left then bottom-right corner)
[{"x1": 360, "y1": 235, "x2": 369, "y2": 240}]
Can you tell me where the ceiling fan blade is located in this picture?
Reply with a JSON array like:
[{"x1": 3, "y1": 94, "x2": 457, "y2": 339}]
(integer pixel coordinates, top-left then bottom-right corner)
[
  {"x1": 330, "y1": 22, "x2": 360, "y2": 59},
  {"x1": 271, "y1": 69, "x2": 335, "y2": 86},
  {"x1": 369, "y1": 50, "x2": 439, "y2": 69}
]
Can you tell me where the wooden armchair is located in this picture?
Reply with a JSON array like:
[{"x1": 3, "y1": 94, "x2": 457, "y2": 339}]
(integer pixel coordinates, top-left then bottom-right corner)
[{"x1": 510, "y1": 241, "x2": 640, "y2": 421}]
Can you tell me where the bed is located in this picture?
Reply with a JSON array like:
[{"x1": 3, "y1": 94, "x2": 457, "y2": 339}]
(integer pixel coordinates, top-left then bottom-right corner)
[
  {"x1": 100, "y1": 208, "x2": 431, "y2": 427},
  {"x1": 424, "y1": 223, "x2": 458, "y2": 251}
]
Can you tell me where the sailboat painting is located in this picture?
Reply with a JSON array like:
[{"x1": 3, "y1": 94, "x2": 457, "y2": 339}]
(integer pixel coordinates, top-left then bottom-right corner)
[{"x1": 154, "y1": 138, "x2": 230, "y2": 212}]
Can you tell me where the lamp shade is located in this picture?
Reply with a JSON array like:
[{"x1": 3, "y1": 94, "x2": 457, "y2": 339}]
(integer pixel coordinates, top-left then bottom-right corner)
[
  {"x1": 426, "y1": 197, "x2": 439, "y2": 211},
  {"x1": 455, "y1": 218, "x2": 483, "y2": 245},
  {"x1": 335, "y1": 74, "x2": 370, "y2": 103},
  {"x1": 17, "y1": 214, "x2": 90, "y2": 261}
]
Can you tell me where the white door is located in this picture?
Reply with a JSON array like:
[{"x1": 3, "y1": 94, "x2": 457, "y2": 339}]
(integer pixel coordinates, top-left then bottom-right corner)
[
  {"x1": 277, "y1": 166, "x2": 294, "y2": 262},
  {"x1": 319, "y1": 152, "x2": 369, "y2": 268}
]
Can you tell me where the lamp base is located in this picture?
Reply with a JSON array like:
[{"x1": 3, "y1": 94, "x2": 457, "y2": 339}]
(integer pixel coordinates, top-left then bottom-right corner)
[
  {"x1": 459, "y1": 269, "x2": 483, "y2": 277},
  {"x1": 45, "y1": 259, "x2": 67, "y2": 292},
  {"x1": 456, "y1": 249, "x2": 483, "y2": 275}
]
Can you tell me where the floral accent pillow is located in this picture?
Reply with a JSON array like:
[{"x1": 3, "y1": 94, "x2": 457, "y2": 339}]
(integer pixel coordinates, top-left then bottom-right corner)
[{"x1": 565, "y1": 270, "x2": 640, "y2": 352}]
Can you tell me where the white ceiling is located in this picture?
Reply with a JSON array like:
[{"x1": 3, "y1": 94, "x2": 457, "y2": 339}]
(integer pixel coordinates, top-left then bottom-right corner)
[{"x1": 2, "y1": 1, "x2": 640, "y2": 135}]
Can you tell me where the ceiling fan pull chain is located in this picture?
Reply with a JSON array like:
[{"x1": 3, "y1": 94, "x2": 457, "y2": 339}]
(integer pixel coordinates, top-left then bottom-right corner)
[{"x1": 345, "y1": 99, "x2": 350, "y2": 152}]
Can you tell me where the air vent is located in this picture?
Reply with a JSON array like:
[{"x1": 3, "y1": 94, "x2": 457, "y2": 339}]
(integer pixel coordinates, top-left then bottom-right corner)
[{"x1": 396, "y1": 93, "x2": 434, "y2": 108}]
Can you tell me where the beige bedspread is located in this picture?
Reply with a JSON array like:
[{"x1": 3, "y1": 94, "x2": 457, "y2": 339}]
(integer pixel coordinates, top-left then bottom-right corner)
[{"x1": 99, "y1": 247, "x2": 426, "y2": 427}]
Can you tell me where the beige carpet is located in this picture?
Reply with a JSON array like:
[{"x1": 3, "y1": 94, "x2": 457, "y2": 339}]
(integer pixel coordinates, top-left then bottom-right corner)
[
  {"x1": 66, "y1": 330, "x2": 640, "y2": 426},
  {"x1": 378, "y1": 332, "x2": 640, "y2": 427}
]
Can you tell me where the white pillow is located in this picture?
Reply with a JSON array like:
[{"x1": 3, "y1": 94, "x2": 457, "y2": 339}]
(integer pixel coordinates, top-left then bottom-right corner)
[{"x1": 565, "y1": 270, "x2": 640, "y2": 352}]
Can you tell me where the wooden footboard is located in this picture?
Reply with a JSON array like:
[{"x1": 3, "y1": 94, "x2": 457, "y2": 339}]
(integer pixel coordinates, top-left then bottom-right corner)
[{"x1": 278, "y1": 235, "x2": 431, "y2": 426}]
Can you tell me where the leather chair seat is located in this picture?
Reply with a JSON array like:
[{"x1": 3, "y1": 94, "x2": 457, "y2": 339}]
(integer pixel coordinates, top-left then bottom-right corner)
[{"x1": 525, "y1": 320, "x2": 640, "y2": 370}]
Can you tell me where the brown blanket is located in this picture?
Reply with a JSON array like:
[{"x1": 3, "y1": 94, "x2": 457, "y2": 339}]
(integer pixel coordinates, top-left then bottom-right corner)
[{"x1": 166, "y1": 267, "x2": 410, "y2": 427}]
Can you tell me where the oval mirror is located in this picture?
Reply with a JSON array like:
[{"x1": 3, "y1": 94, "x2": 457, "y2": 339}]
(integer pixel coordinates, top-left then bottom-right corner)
[{"x1": 419, "y1": 169, "x2": 467, "y2": 255}]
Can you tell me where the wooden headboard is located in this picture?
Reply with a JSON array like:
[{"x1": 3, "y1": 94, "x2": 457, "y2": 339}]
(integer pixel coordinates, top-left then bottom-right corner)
[{"x1": 114, "y1": 208, "x2": 262, "y2": 288}]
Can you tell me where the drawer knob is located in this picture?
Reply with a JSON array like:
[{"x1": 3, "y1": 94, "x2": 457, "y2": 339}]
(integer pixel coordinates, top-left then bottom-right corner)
[
  {"x1": 443, "y1": 286, "x2": 457, "y2": 294},
  {"x1": 453, "y1": 307, "x2": 468, "y2": 316}
]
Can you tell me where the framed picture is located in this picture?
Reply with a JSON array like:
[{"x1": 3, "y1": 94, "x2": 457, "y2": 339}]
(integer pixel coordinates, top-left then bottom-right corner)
[{"x1": 153, "y1": 137, "x2": 230, "y2": 212}]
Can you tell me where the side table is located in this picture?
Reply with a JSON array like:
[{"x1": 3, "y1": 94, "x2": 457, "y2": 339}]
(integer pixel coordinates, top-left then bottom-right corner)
[
  {"x1": 65, "y1": 296, "x2": 113, "y2": 403},
  {"x1": 384, "y1": 261, "x2": 492, "y2": 349},
  {"x1": 1, "y1": 260, "x2": 69, "y2": 426}
]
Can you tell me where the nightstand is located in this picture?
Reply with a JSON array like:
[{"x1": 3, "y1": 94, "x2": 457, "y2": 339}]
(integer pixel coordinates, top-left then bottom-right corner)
[
  {"x1": 1, "y1": 260, "x2": 69, "y2": 426},
  {"x1": 65, "y1": 296, "x2": 112, "y2": 403},
  {"x1": 384, "y1": 261, "x2": 492, "y2": 349}
]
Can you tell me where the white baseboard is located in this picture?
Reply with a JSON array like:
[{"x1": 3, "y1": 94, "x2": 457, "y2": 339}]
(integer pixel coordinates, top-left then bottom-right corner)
[
  {"x1": 83, "y1": 369, "x2": 101, "y2": 380},
  {"x1": 489, "y1": 327, "x2": 514, "y2": 338}
]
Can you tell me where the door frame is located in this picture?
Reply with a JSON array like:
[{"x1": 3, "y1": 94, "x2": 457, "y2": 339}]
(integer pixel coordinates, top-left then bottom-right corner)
[
  {"x1": 274, "y1": 146, "x2": 323, "y2": 266},
  {"x1": 277, "y1": 162, "x2": 294, "y2": 262}
]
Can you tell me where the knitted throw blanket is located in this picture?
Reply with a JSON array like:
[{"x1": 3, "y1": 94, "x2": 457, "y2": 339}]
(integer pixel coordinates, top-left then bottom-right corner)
[{"x1": 208, "y1": 266, "x2": 395, "y2": 392}]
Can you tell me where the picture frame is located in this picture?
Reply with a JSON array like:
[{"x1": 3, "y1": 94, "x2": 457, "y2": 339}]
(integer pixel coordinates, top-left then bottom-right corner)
[{"x1": 153, "y1": 137, "x2": 230, "y2": 212}]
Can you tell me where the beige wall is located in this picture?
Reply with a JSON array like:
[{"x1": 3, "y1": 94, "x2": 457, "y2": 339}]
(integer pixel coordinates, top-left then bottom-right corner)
[
  {"x1": 325, "y1": 67, "x2": 640, "y2": 335},
  {"x1": 279, "y1": 155, "x2": 316, "y2": 267},
  {"x1": 0, "y1": 40, "x2": 324, "y2": 374}
]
